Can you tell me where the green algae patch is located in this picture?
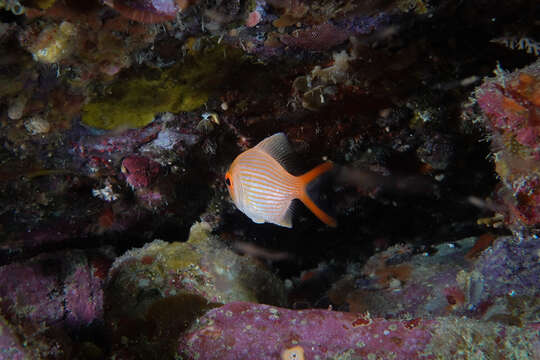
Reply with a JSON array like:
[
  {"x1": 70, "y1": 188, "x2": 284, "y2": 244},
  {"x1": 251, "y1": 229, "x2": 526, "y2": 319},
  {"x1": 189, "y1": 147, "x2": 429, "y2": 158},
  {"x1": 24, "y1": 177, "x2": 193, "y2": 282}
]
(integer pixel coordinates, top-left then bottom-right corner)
[
  {"x1": 82, "y1": 43, "x2": 244, "y2": 130},
  {"x1": 82, "y1": 70, "x2": 205, "y2": 130}
]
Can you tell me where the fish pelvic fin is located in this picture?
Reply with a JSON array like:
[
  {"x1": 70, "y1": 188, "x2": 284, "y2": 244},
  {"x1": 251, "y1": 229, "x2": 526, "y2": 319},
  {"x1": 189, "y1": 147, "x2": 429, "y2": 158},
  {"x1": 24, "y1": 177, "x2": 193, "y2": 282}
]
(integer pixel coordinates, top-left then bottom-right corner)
[
  {"x1": 297, "y1": 161, "x2": 337, "y2": 227},
  {"x1": 277, "y1": 200, "x2": 295, "y2": 228}
]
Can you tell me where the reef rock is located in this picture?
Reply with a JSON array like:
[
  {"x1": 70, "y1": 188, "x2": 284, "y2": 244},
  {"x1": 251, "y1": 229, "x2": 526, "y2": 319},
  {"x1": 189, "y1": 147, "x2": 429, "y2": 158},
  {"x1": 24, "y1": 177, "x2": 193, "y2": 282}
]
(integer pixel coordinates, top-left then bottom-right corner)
[
  {"x1": 105, "y1": 221, "x2": 286, "y2": 358},
  {"x1": 329, "y1": 235, "x2": 540, "y2": 324},
  {"x1": 0, "y1": 247, "x2": 114, "y2": 358},
  {"x1": 473, "y1": 59, "x2": 540, "y2": 227},
  {"x1": 178, "y1": 301, "x2": 540, "y2": 359}
]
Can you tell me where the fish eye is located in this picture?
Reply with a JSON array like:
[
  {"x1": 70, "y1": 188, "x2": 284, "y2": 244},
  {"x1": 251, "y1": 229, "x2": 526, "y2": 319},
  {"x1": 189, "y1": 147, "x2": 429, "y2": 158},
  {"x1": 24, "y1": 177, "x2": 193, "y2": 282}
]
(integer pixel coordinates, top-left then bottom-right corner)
[{"x1": 225, "y1": 174, "x2": 231, "y2": 187}]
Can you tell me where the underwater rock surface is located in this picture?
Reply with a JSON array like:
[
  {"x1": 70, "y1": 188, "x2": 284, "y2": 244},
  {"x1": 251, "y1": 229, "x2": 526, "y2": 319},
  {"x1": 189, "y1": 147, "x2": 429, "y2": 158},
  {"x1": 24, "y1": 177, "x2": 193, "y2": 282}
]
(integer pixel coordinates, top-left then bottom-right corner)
[
  {"x1": 105, "y1": 221, "x2": 286, "y2": 358},
  {"x1": 178, "y1": 302, "x2": 540, "y2": 360},
  {"x1": 0, "y1": 0, "x2": 538, "y2": 358},
  {"x1": 0, "y1": 247, "x2": 115, "y2": 358},
  {"x1": 473, "y1": 58, "x2": 540, "y2": 227},
  {"x1": 330, "y1": 235, "x2": 540, "y2": 323}
]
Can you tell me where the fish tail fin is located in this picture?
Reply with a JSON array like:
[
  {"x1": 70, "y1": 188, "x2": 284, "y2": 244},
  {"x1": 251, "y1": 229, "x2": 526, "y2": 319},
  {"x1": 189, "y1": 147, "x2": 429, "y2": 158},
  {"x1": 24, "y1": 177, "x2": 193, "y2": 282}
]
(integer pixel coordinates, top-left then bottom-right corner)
[{"x1": 297, "y1": 161, "x2": 337, "y2": 227}]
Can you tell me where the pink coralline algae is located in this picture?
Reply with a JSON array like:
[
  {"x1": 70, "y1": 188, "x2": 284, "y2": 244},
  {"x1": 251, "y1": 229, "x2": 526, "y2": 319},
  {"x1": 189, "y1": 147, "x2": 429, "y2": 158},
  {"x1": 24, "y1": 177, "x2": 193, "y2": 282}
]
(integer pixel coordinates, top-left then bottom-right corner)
[
  {"x1": 108, "y1": 0, "x2": 183, "y2": 23},
  {"x1": 329, "y1": 235, "x2": 540, "y2": 323},
  {"x1": 0, "y1": 249, "x2": 113, "y2": 331},
  {"x1": 74, "y1": 122, "x2": 161, "y2": 161},
  {"x1": 0, "y1": 249, "x2": 114, "y2": 358},
  {"x1": 474, "y1": 59, "x2": 540, "y2": 226},
  {"x1": 178, "y1": 302, "x2": 540, "y2": 359},
  {"x1": 0, "y1": 261, "x2": 64, "y2": 325},
  {"x1": 64, "y1": 263, "x2": 105, "y2": 328},
  {"x1": 0, "y1": 315, "x2": 33, "y2": 360},
  {"x1": 73, "y1": 114, "x2": 200, "y2": 177},
  {"x1": 279, "y1": 23, "x2": 350, "y2": 51},
  {"x1": 0, "y1": 0, "x2": 539, "y2": 358},
  {"x1": 121, "y1": 155, "x2": 161, "y2": 189},
  {"x1": 246, "y1": 10, "x2": 262, "y2": 27},
  {"x1": 275, "y1": 12, "x2": 390, "y2": 52}
]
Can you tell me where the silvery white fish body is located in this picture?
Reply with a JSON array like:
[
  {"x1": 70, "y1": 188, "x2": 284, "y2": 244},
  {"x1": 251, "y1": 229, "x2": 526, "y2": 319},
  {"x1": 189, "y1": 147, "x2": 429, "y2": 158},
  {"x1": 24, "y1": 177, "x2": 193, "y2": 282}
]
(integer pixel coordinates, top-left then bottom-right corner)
[{"x1": 225, "y1": 133, "x2": 336, "y2": 228}]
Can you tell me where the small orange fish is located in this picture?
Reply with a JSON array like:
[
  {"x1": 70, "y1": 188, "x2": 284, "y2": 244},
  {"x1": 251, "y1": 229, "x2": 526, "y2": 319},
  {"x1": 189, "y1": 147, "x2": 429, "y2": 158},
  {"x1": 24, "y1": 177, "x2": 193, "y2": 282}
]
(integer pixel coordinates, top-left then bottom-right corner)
[{"x1": 225, "y1": 133, "x2": 337, "y2": 228}]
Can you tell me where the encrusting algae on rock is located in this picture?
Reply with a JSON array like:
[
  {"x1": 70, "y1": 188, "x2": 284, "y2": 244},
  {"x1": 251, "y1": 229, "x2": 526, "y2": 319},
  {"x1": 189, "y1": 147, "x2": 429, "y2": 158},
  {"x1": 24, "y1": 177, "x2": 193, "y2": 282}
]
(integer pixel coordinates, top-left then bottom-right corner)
[
  {"x1": 1, "y1": 0, "x2": 539, "y2": 358},
  {"x1": 28, "y1": 21, "x2": 77, "y2": 64},
  {"x1": 177, "y1": 302, "x2": 540, "y2": 359},
  {"x1": 104, "y1": 221, "x2": 286, "y2": 358},
  {"x1": 82, "y1": 43, "x2": 244, "y2": 130},
  {"x1": 471, "y1": 59, "x2": 540, "y2": 227}
]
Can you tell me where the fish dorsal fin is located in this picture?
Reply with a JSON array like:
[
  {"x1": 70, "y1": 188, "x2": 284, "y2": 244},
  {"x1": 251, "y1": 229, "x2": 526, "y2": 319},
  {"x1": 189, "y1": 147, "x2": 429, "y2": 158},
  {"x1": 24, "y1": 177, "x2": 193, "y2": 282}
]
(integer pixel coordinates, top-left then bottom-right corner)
[{"x1": 255, "y1": 133, "x2": 295, "y2": 171}]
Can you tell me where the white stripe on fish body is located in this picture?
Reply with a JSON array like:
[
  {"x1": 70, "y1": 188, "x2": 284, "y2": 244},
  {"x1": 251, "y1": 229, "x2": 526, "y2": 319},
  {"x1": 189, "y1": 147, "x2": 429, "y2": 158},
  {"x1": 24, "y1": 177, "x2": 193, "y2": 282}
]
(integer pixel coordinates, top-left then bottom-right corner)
[
  {"x1": 234, "y1": 150, "x2": 300, "y2": 225},
  {"x1": 244, "y1": 198, "x2": 293, "y2": 223},
  {"x1": 238, "y1": 171, "x2": 296, "y2": 192},
  {"x1": 225, "y1": 133, "x2": 337, "y2": 228},
  {"x1": 242, "y1": 180, "x2": 291, "y2": 196},
  {"x1": 236, "y1": 162, "x2": 297, "y2": 191}
]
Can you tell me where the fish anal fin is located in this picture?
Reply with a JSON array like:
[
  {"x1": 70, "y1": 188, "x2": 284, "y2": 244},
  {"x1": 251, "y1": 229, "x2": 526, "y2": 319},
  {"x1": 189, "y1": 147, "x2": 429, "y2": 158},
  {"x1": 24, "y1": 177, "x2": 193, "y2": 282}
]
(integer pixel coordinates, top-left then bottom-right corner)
[{"x1": 255, "y1": 133, "x2": 295, "y2": 170}]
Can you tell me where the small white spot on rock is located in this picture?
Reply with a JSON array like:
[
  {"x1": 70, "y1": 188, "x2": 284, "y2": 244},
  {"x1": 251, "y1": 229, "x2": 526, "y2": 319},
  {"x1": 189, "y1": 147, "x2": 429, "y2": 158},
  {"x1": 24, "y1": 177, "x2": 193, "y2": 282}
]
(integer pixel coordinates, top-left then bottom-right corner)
[{"x1": 24, "y1": 116, "x2": 50, "y2": 135}]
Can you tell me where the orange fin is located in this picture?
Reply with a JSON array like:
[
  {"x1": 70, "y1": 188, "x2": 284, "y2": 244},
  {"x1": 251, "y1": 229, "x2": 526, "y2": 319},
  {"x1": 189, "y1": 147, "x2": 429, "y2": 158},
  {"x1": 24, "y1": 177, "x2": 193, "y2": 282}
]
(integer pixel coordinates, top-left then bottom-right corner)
[{"x1": 298, "y1": 162, "x2": 337, "y2": 227}]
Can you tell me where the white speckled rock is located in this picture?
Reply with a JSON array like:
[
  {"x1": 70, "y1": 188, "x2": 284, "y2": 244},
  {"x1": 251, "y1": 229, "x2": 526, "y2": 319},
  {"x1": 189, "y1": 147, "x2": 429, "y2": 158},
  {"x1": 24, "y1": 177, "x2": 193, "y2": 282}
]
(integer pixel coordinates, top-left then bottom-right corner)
[{"x1": 24, "y1": 115, "x2": 50, "y2": 135}]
